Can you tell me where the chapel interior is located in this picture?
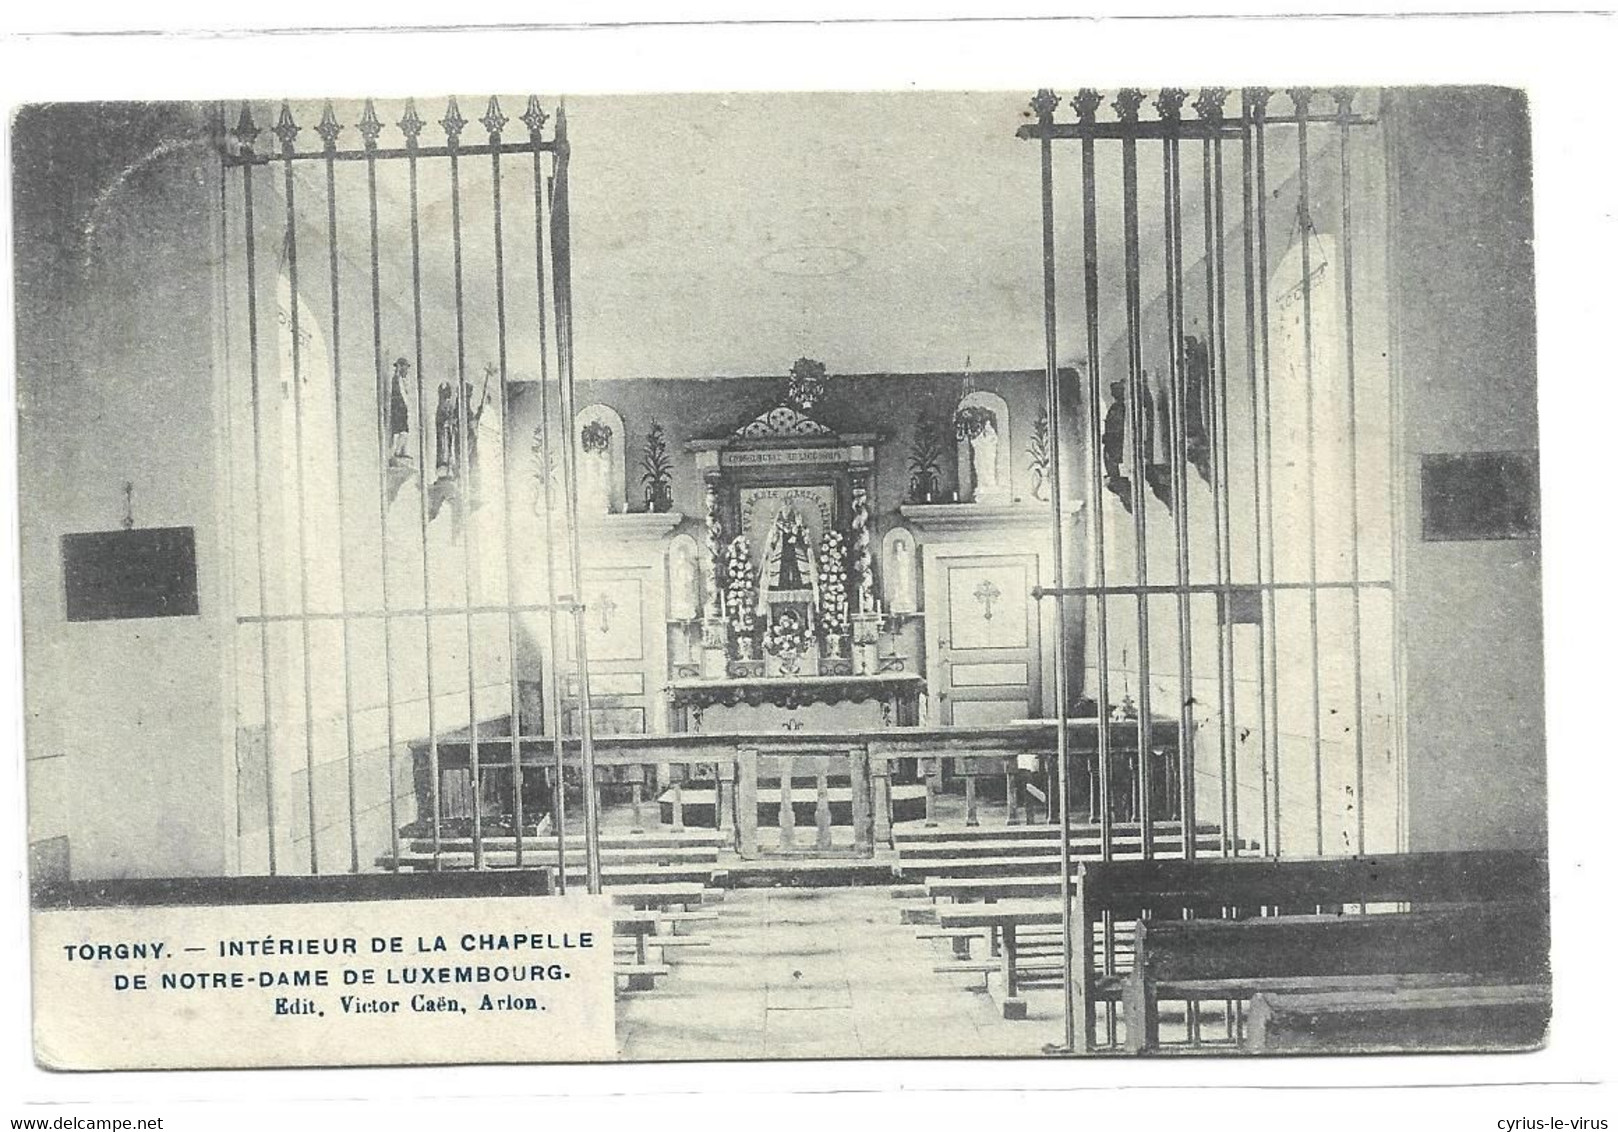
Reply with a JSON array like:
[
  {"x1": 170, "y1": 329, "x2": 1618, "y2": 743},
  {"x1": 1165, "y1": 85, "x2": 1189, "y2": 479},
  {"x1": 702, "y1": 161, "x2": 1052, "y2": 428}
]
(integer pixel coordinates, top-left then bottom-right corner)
[{"x1": 13, "y1": 88, "x2": 1548, "y2": 1057}]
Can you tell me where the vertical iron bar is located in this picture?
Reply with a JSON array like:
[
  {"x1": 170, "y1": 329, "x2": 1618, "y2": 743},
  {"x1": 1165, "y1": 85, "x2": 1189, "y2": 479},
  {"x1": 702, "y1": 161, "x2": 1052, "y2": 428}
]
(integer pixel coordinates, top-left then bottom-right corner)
[
  {"x1": 482, "y1": 97, "x2": 527, "y2": 869},
  {"x1": 234, "y1": 106, "x2": 280, "y2": 874},
  {"x1": 1289, "y1": 88, "x2": 1326, "y2": 858},
  {"x1": 523, "y1": 97, "x2": 569, "y2": 891},
  {"x1": 1212, "y1": 120, "x2": 1239, "y2": 856},
  {"x1": 442, "y1": 98, "x2": 485, "y2": 871},
  {"x1": 275, "y1": 104, "x2": 322, "y2": 875},
  {"x1": 1072, "y1": 88, "x2": 1115, "y2": 1053},
  {"x1": 1252, "y1": 89, "x2": 1283, "y2": 856},
  {"x1": 317, "y1": 103, "x2": 363, "y2": 873},
  {"x1": 1196, "y1": 89, "x2": 1236, "y2": 858},
  {"x1": 357, "y1": 100, "x2": 401, "y2": 872},
  {"x1": 399, "y1": 99, "x2": 444, "y2": 869},
  {"x1": 1073, "y1": 89, "x2": 1112, "y2": 861},
  {"x1": 1381, "y1": 91, "x2": 1409, "y2": 851},
  {"x1": 1335, "y1": 89, "x2": 1369, "y2": 858},
  {"x1": 550, "y1": 106, "x2": 605, "y2": 893},
  {"x1": 1032, "y1": 89, "x2": 1078, "y2": 1056},
  {"x1": 1240, "y1": 91, "x2": 1274, "y2": 857},
  {"x1": 1157, "y1": 89, "x2": 1197, "y2": 863},
  {"x1": 1115, "y1": 88, "x2": 1155, "y2": 859}
]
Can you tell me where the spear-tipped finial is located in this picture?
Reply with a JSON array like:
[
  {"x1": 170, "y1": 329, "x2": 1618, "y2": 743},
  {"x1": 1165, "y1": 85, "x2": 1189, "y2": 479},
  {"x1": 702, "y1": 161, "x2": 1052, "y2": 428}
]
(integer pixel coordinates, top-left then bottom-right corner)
[
  {"x1": 1029, "y1": 89, "x2": 1060, "y2": 126},
  {"x1": 440, "y1": 96, "x2": 467, "y2": 143},
  {"x1": 1070, "y1": 89, "x2": 1103, "y2": 123},
  {"x1": 272, "y1": 101, "x2": 300, "y2": 150},
  {"x1": 398, "y1": 98, "x2": 426, "y2": 144},
  {"x1": 520, "y1": 95, "x2": 549, "y2": 137},
  {"x1": 1287, "y1": 87, "x2": 1314, "y2": 117},
  {"x1": 1113, "y1": 88, "x2": 1146, "y2": 123},
  {"x1": 315, "y1": 101, "x2": 343, "y2": 150},
  {"x1": 233, "y1": 104, "x2": 261, "y2": 150},
  {"x1": 480, "y1": 95, "x2": 508, "y2": 139},
  {"x1": 1330, "y1": 87, "x2": 1355, "y2": 119},
  {"x1": 357, "y1": 99, "x2": 384, "y2": 148},
  {"x1": 1154, "y1": 88, "x2": 1187, "y2": 122},
  {"x1": 1193, "y1": 87, "x2": 1228, "y2": 122}
]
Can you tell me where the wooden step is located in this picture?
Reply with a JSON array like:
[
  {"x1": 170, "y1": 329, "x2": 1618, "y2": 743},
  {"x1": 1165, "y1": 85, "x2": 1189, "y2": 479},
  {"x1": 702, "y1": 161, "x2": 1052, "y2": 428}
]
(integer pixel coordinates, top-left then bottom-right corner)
[{"x1": 894, "y1": 821, "x2": 1226, "y2": 844}]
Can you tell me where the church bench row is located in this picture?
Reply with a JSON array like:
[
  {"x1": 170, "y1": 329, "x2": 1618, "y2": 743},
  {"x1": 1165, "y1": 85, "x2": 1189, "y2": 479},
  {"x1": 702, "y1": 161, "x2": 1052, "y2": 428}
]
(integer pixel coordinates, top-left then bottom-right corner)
[
  {"x1": 1245, "y1": 984, "x2": 1552, "y2": 1054},
  {"x1": 1122, "y1": 900, "x2": 1550, "y2": 1053},
  {"x1": 1075, "y1": 850, "x2": 1550, "y2": 1052}
]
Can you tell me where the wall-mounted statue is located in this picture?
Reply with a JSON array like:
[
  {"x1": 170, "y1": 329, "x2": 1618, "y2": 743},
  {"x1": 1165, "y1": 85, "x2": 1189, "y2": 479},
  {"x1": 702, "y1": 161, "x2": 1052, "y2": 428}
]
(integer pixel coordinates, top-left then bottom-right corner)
[
  {"x1": 1183, "y1": 333, "x2": 1213, "y2": 485},
  {"x1": 667, "y1": 532, "x2": 702, "y2": 622},
  {"x1": 954, "y1": 390, "x2": 1011, "y2": 503},
  {"x1": 882, "y1": 526, "x2": 918, "y2": 614},
  {"x1": 1103, "y1": 378, "x2": 1133, "y2": 512},
  {"x1": 387, "y1": 357, "x2": 412, "y2": 466}
]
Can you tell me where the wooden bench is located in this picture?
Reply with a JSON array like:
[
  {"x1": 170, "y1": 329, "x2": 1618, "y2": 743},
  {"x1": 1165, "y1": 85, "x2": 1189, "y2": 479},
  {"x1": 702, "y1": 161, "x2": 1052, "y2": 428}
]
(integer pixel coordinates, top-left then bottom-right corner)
[
  {"x1": 924, "y1": 875, "x2": 1078, "y2": 904},
  {"x1": 1124, "y1": 901, "x2": 1550, "y2": 1053},
  {"x1": 935, "y1": 901, "x2": 1066, "y2": 1019},
  {"x1": 606, "y1": 882, "x2": 711, "y2": 911},
  {"x1": 1075, "y1": 850, "x2": 1550, "y2": 1052},
  {"x1": 1245, "y1": 983, "x2": 1551, "y2": 1054}
]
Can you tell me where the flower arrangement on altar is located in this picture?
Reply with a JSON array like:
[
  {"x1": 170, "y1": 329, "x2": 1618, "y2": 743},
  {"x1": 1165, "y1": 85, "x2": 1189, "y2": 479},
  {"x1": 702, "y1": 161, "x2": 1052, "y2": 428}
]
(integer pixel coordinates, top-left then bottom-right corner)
[
  {"x1": 816, "y1": 528, "x2": 849, "y2": 646},
  {"x1": 724, "y1": 535, "x2": 757, "y2": 646},
  {"x1": 763, "y1": 607, "x2": 815, "y2": 662}
]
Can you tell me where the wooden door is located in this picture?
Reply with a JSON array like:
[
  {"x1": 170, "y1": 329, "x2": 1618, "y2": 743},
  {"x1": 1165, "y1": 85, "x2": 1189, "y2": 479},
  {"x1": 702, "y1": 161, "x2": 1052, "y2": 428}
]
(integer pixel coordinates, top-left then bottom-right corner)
[{"x1": 935, "y1": 553, "x2": 1042, "y2": 726}]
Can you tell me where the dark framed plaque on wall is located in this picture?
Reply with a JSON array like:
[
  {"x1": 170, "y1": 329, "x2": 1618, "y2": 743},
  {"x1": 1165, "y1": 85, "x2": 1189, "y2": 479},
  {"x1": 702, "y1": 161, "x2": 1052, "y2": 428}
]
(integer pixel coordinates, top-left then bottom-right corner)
[
  {"x1": 61, "y1": 526, "x2": 199, "y2": 621},
  {"x1": 1420, "y1": 451, "x2": 1539, "y2": 541}
]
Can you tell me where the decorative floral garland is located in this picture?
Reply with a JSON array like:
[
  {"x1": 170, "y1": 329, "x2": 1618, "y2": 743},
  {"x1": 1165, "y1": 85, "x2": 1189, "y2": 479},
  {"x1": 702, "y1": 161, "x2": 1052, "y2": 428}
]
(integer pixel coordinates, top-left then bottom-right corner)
[
  {"x1": 724, "y1": 535, "x2": 757, "y2": 638},
  {"x1": 763, "y1": 607, "x2": 814, "y2": 659},
  {"x1": 580, "y1": 419, "x2": 613, "y2": 454},
  {"x1": 816, "y1": 528, "x2": 849, "y2": 638},
  {"x1": 955, "y1": 404, "x2": 996, "y2": 441}
]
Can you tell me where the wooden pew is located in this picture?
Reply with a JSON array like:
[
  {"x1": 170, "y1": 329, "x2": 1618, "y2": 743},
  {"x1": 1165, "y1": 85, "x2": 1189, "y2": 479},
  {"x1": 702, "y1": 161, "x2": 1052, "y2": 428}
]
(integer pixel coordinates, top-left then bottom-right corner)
[
  {"x1": 605, "y1": 882, "x2": 711, "y2": 912},
  {"x1": 1075, "y1": 850, "x2": 1549, "y2": 1053},
  {"x1": 1123, "y1": 901, "x2": 1550, "y2": 1053},
  {"x1": 935, "y1": 901, "x2": 1063, "y2": 1018},
  {"x1": 1245, "y1": 984, "x2": 1552, "y2": 1054},
  {"x1": 898, "y1": 831, "x2": 1228, "y2": 861}
]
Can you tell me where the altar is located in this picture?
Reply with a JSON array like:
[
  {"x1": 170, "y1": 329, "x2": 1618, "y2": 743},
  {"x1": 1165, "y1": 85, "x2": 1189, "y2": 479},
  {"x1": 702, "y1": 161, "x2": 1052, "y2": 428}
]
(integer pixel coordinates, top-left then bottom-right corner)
[{"x1": 666, "y1": 671, "x2": 926, "y2": 733}]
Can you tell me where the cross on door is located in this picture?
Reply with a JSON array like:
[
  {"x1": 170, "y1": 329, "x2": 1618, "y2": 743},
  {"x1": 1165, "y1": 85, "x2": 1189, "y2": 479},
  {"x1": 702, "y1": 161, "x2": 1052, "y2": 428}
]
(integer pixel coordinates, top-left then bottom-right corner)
[
  {"x1": 973, "y1": 578, "x2": 1002, "y2": 621},
  {"x1": 594, "y1": 590, "x2": 617, "y2": 635}
]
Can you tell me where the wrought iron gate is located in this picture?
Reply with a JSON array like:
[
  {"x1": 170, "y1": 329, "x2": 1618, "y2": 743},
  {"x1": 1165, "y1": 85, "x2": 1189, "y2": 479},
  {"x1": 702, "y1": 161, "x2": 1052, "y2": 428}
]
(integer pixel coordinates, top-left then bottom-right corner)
[
  {"x1": 1023, "y1": 87, "x2": 1402, "y2": 1051},
  {"x1": 219, "y1": 95, "x2": 603, "y2": 890}
]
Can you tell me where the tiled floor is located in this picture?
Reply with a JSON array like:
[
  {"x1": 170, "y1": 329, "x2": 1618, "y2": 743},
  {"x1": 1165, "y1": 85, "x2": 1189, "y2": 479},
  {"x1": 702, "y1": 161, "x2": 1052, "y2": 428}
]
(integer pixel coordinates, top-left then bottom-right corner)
[{"x1": 614, "y1": 886, "x2": 1069, "y2": 1060}]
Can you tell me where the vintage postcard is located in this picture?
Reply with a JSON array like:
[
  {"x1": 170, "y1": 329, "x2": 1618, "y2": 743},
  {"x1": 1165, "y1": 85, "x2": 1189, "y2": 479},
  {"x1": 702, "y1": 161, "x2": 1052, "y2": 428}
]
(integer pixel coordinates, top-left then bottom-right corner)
[{"x1": 10, "y1": 80, "x2": 1550, "y2": 1069}]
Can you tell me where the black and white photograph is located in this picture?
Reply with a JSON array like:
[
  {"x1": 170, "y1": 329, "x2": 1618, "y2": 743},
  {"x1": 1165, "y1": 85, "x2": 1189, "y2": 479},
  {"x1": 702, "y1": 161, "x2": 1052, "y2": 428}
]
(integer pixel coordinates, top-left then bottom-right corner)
[{"x1": 2, "y1": 10, "x2": 1611, "y2": 1124}]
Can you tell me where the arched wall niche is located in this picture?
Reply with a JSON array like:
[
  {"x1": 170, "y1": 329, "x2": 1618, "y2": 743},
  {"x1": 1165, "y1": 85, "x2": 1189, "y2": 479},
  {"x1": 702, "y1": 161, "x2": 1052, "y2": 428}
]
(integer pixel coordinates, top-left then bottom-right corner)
[
  {"x1": 575, "y1": 403, "x2": 626, "y2": 516},
  {"x1": 954, "y1": 389, "x2": 1011, "y2": 504}
]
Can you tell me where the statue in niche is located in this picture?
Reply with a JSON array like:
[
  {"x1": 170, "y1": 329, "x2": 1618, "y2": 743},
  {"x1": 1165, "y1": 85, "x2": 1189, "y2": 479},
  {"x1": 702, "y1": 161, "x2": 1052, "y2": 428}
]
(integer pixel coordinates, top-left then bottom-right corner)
[
  {"x1": 669, "y1": 548, "x2": 699, "y2": 621},
  {"x1": 387, "y1": 357, "x2": 412, "y2": 465},
  {"x1": 955, "y1": 405, "x2": 1000, "y2": 501},
  {"x1": 890, "y1": 535, "x2": 916, "y2": 614},
  {"x1": 579, "y1": 419, "x2": 615, "y2": 515}
]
